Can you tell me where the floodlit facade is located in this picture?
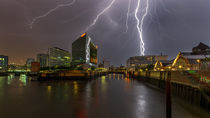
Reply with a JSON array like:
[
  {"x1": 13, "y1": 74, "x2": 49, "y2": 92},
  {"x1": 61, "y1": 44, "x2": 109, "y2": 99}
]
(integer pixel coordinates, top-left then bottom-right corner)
[
  {"x1": 37, "y1": 54, "x2": 49, "y2": 67},
  {"x1": 154, "y1": 53, "x2": 200, "y2": 71},
  {"x1": 0, "y1": 55, "x2": 8, "y2": 72},
  {"x1": 154, "y1": 43, "x2": 210, "y2": 71},
  {"x1": 178, "y1": 42, "x2": 210, "y2": 70},
  {"x1": 171, "y1": 53, "x2": 191, "y2": 70},
  {"x1": 154, "y1": 60, "x2": 172, "y2": 71},
  {"x1": 154, "y1": 53, "x2": 210, "y2": 71},
  {"x1": 72, "y1": 33, "x2": 98, "y2": 67},
  {"x1": 48, "y1": 47, "x2": 71, "y2": 67}
]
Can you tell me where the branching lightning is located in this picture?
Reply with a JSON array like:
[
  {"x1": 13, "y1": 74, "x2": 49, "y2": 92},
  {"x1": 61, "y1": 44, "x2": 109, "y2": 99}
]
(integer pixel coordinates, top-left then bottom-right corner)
[
  {"x1": 28, "y1": 0, "x2": 150, "y2": 56},
  {"x1": 86, "y1": 36, "x2": 91, "y2": 63},
  {"x1": 125, "y1": 0, "x2": 132, "y2": 32},
  {"x1": 135, "y1": 0, "x2": 149, "y2": 56},
  {"x1": 86, "y1": 0, "x2": 116, "y2": 31},
  {"x1": 29, "y1": 0, "x2": 76, "y2": 29}
]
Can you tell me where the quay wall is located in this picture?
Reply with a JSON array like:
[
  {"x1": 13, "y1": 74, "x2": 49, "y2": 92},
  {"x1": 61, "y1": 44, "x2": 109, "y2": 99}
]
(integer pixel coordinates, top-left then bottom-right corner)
[{"x1": 131, "y1": 71, "x2": 210, "y2": 111}]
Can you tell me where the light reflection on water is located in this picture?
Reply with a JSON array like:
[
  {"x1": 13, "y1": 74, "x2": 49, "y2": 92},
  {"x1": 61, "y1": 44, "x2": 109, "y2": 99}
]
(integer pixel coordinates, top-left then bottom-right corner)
[
  {"x1": 0, "y1": 74, "x2": 209, "y2": 118},
  {"x1": 73, "y1": 81, "x2": 79, "y2": 95},
  {"x1": 19, "y1": 74, "x2": 27, "y2": 86},
  {"x1": 7, "y1": 74, "x2": 15, "y2": 85},
  {"x1": 101, "y1": 76, "x2": 107, "y2": 92}
]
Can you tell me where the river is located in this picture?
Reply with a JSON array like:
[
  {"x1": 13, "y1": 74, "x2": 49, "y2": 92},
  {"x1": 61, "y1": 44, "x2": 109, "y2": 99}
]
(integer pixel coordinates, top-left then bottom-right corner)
[{"x1": 0, "y1": 74, "x2": 209, "y2": 118}]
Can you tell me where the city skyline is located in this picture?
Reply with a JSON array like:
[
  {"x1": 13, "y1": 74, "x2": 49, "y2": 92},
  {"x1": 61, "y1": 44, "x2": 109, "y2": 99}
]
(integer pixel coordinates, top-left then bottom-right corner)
[{"x1": 0, "y1": 0, "x2": 210, "y2": 65}]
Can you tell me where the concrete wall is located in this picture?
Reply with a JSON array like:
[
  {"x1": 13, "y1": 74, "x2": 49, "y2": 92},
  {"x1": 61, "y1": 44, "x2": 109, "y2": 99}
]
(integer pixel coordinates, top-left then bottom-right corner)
[{"x1": 132, "y1": 70, "x2": 210, "y2": 111}]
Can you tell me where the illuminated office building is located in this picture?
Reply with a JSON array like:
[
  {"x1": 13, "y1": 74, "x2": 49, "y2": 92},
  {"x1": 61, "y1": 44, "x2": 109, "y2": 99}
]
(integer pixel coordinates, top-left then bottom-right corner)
[
  {"x1": 72, "y1": 33, "x2": 98, "y2": 67},
  {"x1": 48, "y1": 47, "x2": 71, "y2": 67},
  {"x1": 37, "y1": 54, "x2": 49, "y2": 67},
  {"x1": 0, "y1": 55, "x2": 8, "y2": 72}
]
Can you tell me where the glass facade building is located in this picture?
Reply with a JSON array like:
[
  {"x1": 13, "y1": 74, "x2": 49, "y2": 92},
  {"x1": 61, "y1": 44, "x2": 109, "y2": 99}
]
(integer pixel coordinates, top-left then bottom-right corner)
[
  {"x1": 72, "y1": 33, "x2": 98, "y2": 66},
  {"x1": 0, "y1": 55, "x2": 8, "y2": 71},
  {"x1": 48, "y1": 47, "x2": 71, "y2": 67},
  {"x1": 37, "y1": 54, "x2": 49, "y2": 67}
]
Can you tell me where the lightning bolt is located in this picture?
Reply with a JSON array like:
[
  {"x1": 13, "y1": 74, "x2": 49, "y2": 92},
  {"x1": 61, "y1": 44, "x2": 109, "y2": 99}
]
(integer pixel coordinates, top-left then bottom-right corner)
[
  {"x1": 125, "y1": 0, "x2": 132, "y2": 32},
  {"x1": 86, "y1": 36, "x2": 91, "y2": 63},
  {"x1": 135, "y1": 0, "x2": 149, "y2": 56},
  {"x1": 29, "y1": 0, "x2": 76, "y2": 29},
  {"x1": 86, "y1": 0, "x2": 116, "y2": 31}
]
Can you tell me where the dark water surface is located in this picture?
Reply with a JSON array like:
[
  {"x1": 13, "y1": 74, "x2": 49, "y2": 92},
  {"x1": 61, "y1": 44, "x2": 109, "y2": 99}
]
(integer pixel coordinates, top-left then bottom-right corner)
[{"x1": 0, "y1": 74, "x2": 209, "y2": 118}]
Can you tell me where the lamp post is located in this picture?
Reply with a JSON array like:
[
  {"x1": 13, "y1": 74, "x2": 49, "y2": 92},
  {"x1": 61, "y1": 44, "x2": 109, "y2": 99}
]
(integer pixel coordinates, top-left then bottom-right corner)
[
  {"x1": 166, "y1": 71, "x2": 172, "y2": 118},
  {"x1": 197, "y1": 59, "x2": 201, "y2": 70}
]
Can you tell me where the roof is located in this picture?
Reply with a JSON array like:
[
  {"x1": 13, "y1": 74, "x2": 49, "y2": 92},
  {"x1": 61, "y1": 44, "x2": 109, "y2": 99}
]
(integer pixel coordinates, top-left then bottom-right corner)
[
  {"x1": 181, "y1": 52, "x2": 192, "y2": 56},
  {"x1": 130, "y1": 61, "x2": 155, "y2": 65},
  {"x1": 159, "y1": 60, "x2": 173, "y2": 63},
  {"x1": 159, "y1": 60, "x2": 173, "y2": 66},
  {"x1": 172, "y1": 53, "x2": 190, "y2": 67},
  {"x1": 50, "y1": 47, "x2": 69, "y2": 53},
  {"x1": 154, "y1": 60, "x2": 173, "y2": 67},
  {"x1": 184, "y1": 55, "x2": 210, "y2": 59},
  {"x1": 193, "y1": 42, "x2": 210, "y2": 51},
  {"x1": 127, "y1": 55, "x2": 168, "y2": 61}
]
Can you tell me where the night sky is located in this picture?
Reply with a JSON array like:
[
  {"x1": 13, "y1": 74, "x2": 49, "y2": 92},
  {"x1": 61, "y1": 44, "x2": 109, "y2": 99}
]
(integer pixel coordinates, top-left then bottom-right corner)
[{"x1": 0, "y1": 0, "x2": 210, "y2": 65}]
